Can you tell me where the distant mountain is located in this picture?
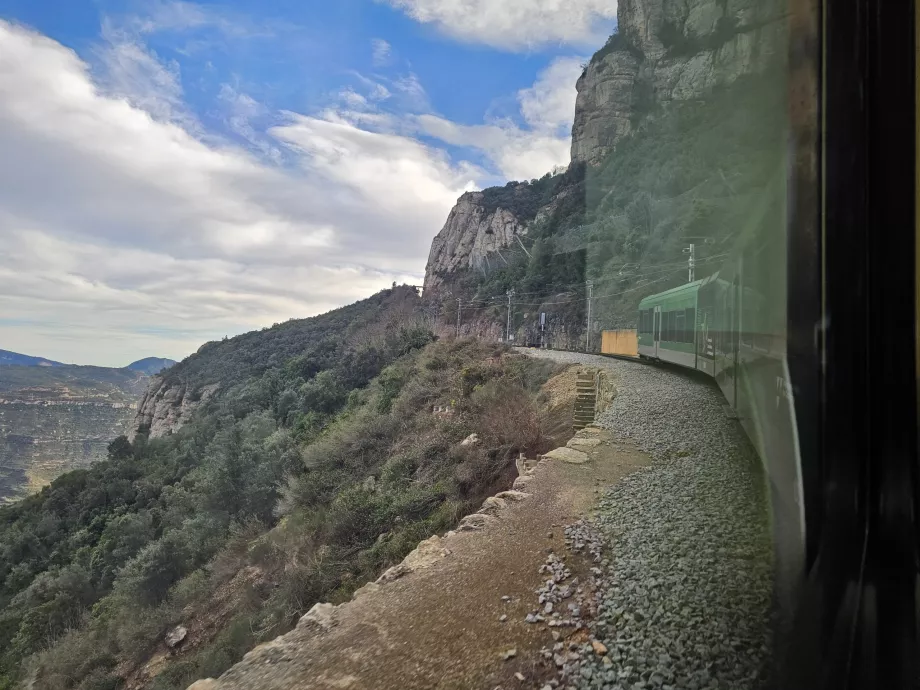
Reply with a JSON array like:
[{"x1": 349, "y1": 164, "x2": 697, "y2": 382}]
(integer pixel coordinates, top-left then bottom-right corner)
[
  {"x1": 126, "y1": 357, "x2": 177, "y2": 375},
  {"x1": 0, "y1": 349, "x2": 63, "y2": 367}
]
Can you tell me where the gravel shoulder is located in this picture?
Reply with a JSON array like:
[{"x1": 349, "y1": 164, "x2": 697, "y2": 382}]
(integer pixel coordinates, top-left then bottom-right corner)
[{"x1": 519, "y1": 350, "x2": 774, "y2": 690}]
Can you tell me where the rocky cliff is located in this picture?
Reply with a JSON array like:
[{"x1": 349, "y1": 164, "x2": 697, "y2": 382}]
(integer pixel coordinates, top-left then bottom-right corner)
[
  {"x1": 134, "y1": 377, "x2": 219, "y2": 438},
  {"x1": 422, "y1": 191, "x2": 528, "y2": 292},
  {"x1": 423, "y1": 0, "x2": 784, "y2": 296},
  {"x1": 571, "y1": 0, "x2": 784, "y2": 166}
]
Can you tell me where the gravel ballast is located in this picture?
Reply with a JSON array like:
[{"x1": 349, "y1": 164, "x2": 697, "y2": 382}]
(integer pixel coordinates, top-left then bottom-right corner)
[{"x1": 519, "y1": 350, "x2": 774, "y2": 690}]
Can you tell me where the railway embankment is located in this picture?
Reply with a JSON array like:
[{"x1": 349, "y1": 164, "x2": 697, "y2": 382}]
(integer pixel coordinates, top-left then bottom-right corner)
[{"x1": 521, "y1": 349, "x2": 774, "y2": 690}]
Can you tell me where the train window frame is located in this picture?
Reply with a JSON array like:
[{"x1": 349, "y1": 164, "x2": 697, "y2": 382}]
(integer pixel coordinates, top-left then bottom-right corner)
[{"x1": 782, "y1": 1, "x2": 918, "y2": 687}]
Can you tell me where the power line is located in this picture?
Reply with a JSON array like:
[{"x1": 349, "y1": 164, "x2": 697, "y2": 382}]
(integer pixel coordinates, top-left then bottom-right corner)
[
  {"x1": 501, "y1": 255, "x2": 727, "y2": 308},
  {"x1": 444, "y1": 252, "x2": 729, "y2": 316}
]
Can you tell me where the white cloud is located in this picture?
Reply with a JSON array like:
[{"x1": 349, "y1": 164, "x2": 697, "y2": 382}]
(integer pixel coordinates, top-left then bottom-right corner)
[
  {"x1": 413, "y1": 57, "x2": 583, "y2": 179},
  {"x1": 128, "y1": 0, "x2": 280, "y2": 40},
  {"x1": 379, "y1": 0, "x2": 617, "y2": 51},
  {"x1": 0, "y1": 20, "x2": 477, "y2": 365},
  {"x1": 518, "y1": 56, "x2": 584, "y2": 133},
  {"x1": 218, "y1": 83, "x2": 284, "y2": 162},
  {"x1": 95, "y1": 20, "x2": 197, "y2": 129},
  {"x1": 371, "y1": 38, "x2": 392, "y2": 66}
]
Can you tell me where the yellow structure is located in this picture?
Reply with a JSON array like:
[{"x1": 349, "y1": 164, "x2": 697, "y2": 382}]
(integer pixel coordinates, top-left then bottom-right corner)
[{"x1": 600, "y1": 329, "x2": 639, "y2": 357}]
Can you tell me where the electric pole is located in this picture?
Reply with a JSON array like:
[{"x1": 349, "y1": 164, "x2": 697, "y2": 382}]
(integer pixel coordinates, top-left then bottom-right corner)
[
  {"x1": 683, "y1": 244, "x2": 696, "y2": 282},
  {"x1": 505, "y1": 289, "x2": 515, "y2": 343},
  {"x1": 456, "y1": 298, "x2": 462, "y2": 337},
  {"x1": 585, "y1": 280, "x2": 594, "y2": 352}
]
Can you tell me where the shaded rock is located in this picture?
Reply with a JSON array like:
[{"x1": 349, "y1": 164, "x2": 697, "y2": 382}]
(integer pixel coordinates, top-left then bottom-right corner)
[
  {"x1": 458, "y1": 513, "x2": 497, "y2": 531},
  {"x1": 460, "y1": 433, "x2": 480, "y2": 446},
  {"x1": 165, "y1": 625, "x2": 187, "y2": 649},
  {"x1": 298, "y1": 602, "x2": 336, "y2": 631},
  {"x1": 495, "y1": 490, "x2": 529, "y2": 502},
  {"x1": 544, "y1": 447, "x2": 590, "y2": 465},
  {"x1": 479, "y1": 496, "x2": 508, "y2": 514},
  {"x1": 186, "y1": 680, "x2": 218, "y2": 690}
]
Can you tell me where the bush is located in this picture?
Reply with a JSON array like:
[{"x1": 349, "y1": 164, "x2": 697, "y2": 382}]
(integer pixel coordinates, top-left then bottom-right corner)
[{"x1": 470, "y1": 381, "x2": 546, "y2": 455}]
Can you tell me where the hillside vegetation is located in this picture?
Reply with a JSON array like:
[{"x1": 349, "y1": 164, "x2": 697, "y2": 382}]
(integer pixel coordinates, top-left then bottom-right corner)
[{"x1": 0, "y1": 285, "x2": 564, "y2": 690}]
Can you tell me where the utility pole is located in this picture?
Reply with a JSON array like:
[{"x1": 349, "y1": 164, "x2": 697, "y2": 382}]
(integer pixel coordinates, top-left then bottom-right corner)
[
  {"x1": 505, "y1": 289, "x2": 515, "y2": 343},
  {"x1": 683, "y1": 243, "x2": 696, "y2": 282},
  {"x1": 456, "y1": 298, "x2": 462, "y2": 337},
  {"x1": 540, "y1": 312, "x2": 546, "y2": 349},
  {"x1": 585, "y1": 280, "x2": 594, "y2": 352}
]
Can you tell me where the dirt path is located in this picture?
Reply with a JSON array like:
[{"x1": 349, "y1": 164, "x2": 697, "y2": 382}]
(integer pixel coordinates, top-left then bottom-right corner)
[{"x1": 190, "y1": 437, "x2": 650, "y2": 690}]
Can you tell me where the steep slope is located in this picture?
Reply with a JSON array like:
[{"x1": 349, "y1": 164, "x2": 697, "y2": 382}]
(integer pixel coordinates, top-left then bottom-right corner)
[
  {"x1": 134, "y1": 286, "x2": 421, "y2": 438},
  {"x1": 423, "y1": 0, "x2": 786, "y2": 349}
]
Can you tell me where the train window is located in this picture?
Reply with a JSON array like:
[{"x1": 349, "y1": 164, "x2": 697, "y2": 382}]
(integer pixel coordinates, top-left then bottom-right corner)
[
  {"x1": 685, "y1": 308, "x2": 696, "y2": 344},
  {"x1": 675, "y1": 311, "x2": 685, "y2": 343}
]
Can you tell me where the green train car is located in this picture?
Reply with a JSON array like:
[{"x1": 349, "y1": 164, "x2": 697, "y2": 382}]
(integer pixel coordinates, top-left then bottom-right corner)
[{"x1": 637, "y1": 219, "x2": 803, "y2": 620}]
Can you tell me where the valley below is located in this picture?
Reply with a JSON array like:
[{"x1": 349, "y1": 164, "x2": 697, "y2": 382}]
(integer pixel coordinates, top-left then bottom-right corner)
[
  {"x1": 0, "y1": 400, "x2": 137, "y2": 503},
  {"x1": 0, "y1": 356, "x2": 167, "y2": 503}
]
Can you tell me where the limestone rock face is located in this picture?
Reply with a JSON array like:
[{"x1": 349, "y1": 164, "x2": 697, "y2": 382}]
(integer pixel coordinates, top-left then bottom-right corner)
[
  {"x1": 571, "y1": 0, "x2": 784, "y2": 166},
  {"x1": 133, "y1": 377, "x2": 219, "y2": 438},
  {"x1": 422, "y1": 0, "x2": 785, "y2": 292},
  {"x1": 422, "y1": 192, "x2": 526, "y2": 292}
]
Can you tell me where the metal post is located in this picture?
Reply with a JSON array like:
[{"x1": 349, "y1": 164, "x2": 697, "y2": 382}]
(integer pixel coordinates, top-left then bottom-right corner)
[
  {"x1": 456, "y1": 298, "x2": 462, "y2": 337},
  {"x1": 684, "y1": 243, "x2": 696, "y2": 282},
  {"x1": 585, "y1": 281, "x2": 594, "y2": 352},
  {"x1": 505, "y1": 289, "x2": 515, "y2": 342}
]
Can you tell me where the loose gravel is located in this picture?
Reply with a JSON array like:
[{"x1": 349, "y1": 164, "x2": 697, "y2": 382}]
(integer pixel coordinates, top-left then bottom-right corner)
[{"x1": 519, "y1": 350, "x2": 774, "y2": 690}]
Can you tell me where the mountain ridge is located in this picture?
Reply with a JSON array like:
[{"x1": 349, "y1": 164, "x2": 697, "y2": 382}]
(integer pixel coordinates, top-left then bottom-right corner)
[{"x1": 0, "y1": 349, "x2": 63, "y2": 367}]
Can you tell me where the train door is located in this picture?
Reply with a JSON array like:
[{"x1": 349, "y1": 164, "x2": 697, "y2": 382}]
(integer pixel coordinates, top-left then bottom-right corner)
[
  {"x1": 723, "y1": 281, "x2": 737, "y2": 408},
  {"x1": 733, "y1": 268, "x2": 742, "y2": 407},
  {"x1": 653, "y1": 305, "x2": 661, "y2": 358}
]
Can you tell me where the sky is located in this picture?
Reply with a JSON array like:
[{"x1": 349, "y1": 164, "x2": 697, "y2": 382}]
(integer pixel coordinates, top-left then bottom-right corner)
[{"x1": 0, "y1": 0, "x2": 617, "y2": 367}]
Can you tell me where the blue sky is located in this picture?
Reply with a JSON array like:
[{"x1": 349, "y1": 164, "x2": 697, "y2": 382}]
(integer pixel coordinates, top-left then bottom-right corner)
[{"x1": 0, "y1": 0, "x2": 616, "y2": 365}]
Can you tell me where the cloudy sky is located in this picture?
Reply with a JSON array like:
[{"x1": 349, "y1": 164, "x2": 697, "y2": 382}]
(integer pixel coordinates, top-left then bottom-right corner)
[{"x1": 0, "y1": 0, "x2": 616, "y2": 366}]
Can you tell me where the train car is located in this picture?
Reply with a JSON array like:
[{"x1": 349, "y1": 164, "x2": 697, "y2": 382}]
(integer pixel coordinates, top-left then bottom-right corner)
[
  {"x1": 619, "y1": 1, "x2": 920, "y2": 686},
  {"x1": 636, "y1": 279, "x2": 705, "y2": 371},
  {"x1": 638, "y1": 225, "x2": 802, "y2": 612}
]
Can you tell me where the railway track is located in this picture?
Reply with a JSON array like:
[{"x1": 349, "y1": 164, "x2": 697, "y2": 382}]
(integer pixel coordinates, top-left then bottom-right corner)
[{"x1": 519, "y1": 348, "x2": 774, "y2": 690}]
